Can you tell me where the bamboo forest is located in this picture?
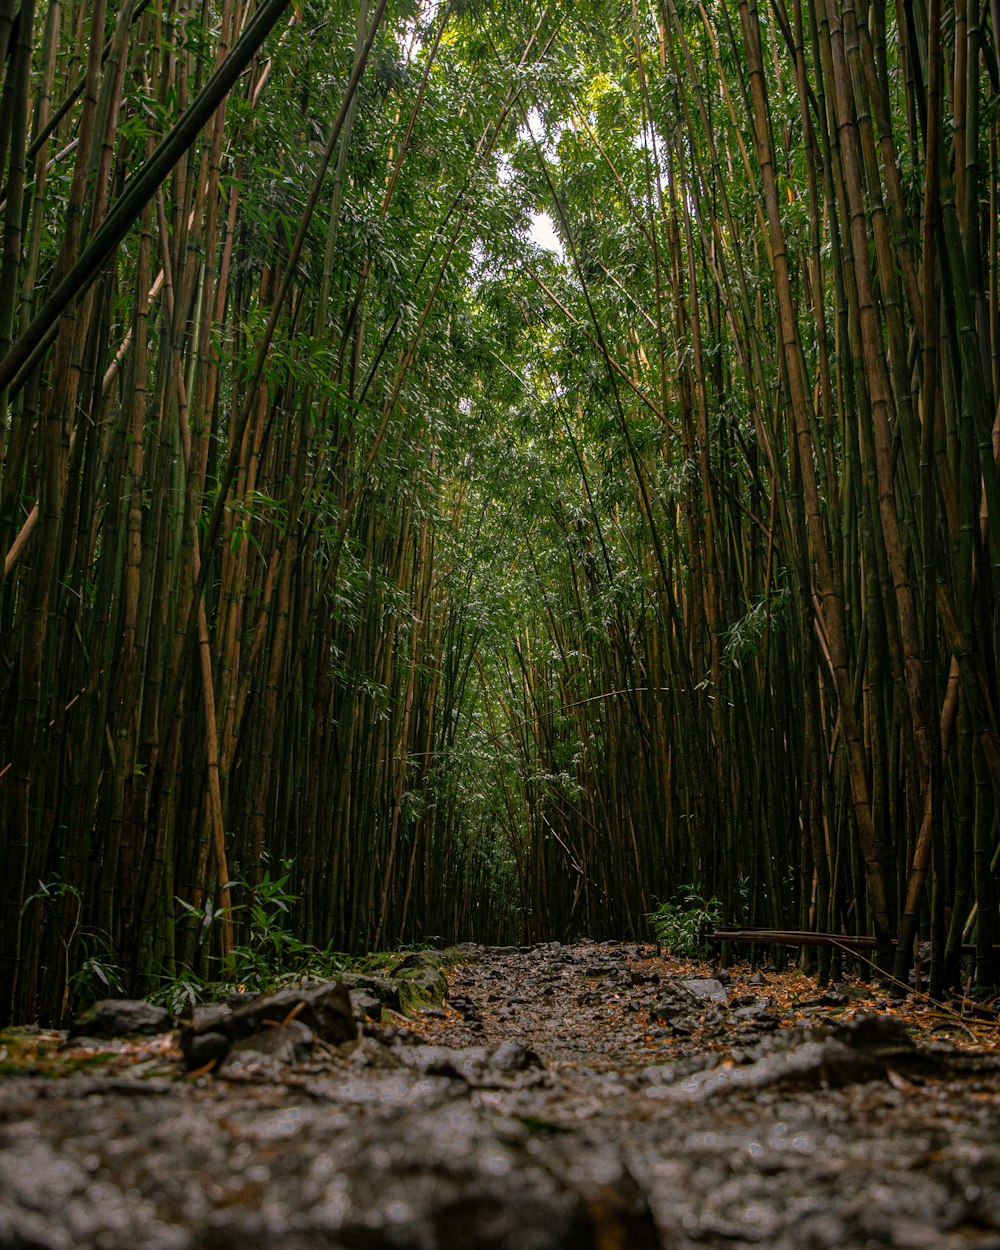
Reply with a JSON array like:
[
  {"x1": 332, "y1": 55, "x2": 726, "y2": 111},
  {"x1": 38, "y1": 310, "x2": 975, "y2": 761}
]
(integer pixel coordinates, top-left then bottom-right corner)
[{"x1": 1, "y1": 0, "x2": 999, "y2": 1031}]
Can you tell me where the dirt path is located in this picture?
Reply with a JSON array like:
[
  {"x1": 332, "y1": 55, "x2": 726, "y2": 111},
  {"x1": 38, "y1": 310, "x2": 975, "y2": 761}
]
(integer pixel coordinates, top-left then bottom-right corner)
[{"x1": 2, "y1": 941, "x2": 1000, "y2": 1248}]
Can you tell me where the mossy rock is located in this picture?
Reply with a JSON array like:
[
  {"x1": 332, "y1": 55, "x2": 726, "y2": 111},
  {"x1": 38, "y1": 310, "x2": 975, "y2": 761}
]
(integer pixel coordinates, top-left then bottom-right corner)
[
  {"x1": 69, "y1": 999, "x2": 172, "y2": 1039},
  {"x1": 345, "y1": 945, "x2": 477, "y2": 1016},
  {"x1": 393, "y1": 966, "x2": 449, "y2": 1014}
]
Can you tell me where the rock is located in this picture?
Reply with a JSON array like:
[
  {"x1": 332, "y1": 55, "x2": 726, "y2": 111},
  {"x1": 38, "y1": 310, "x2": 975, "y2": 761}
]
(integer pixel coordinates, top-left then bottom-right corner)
[
  {"x1": 339, "y1": 972, "x2": 402, "y2": 1014},
  {"x1": 668, "y1": 1016, "x2": 921, "y2": 1099},
  {"x1": 679, "y1": 977, "x2": 729, "y2": 1004},
  {"x1": 398, "y1": 967, "x2": 449, "y2": 1007},
  {"x1": 0, "y1": 1077, "x2": 658, "y2": 1250},
  {"x1": 394, "y1": 951, "x2": 443, "y2": 975},
  {"x1": 347, "y1": 1035, "x2": 405, "y2": 1069},
  {"x1": 833, "y1": 1013, "x2": 914, "y2": 1054},
  {"x1": 800, "y1": 991, "x2": 850, "y2": 1009},
  {"x1": 749, "y1": 970, "x2": 767, "y2": 986},
  {"x1": 184, "y1": 1030, "x2": 231, "y2": 1070},
  {"x1": 180, "y1": 980, "x2": 356, "y2": 1069},
  {"x1": 733, "y1": 1003, "x2": 769, "y2": 1022},
  {"x1": 221, "y1": 1020, "x2": 315, "y2": 1071},
  {"x1": 398, "y1": 1042, "x2": 542, "y2": 1086},
  {"x1": 639, "y1": 1053, "x2": 720, "y2": 1086},
  {"x1": 489, "y1": 1041, "x2": 539, "y2": 1072},
  {"x1": 68, "y1": 999, "x2": 171, "y2": 1039},
  {"x1": 318, "y1": 1101, "x2": 659, "y2": 1250},
  {"x1": 297, "y1": 982, "x2": 358, "y2": 1042},
  {"x1": 391, "y1": 953, "x2": 449, "y2": 1010},
  {"x1": 190, "y1": 1002, "x2": 232, "y2": 1030},
  {"x1": 348, "y1": 989, "x2": 385, "y2": 1021},
  {"x1": 665, "y1": 1038, "x2": 879, "y2": 1098},
  {"x1": 452, "y1": 942, "x2": 482, "y2": 957}
]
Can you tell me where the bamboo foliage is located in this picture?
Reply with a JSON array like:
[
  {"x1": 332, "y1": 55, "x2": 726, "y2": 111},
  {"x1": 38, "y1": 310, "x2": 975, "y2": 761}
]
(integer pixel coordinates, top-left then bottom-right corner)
[
  {"x1": 0, "y1": 0, "x2": 549, "y2": 1021},
  {"x1": 1, "y1": 0, "x2": 999, "y2": 1024},
  {"x1": 460, "y1": 0, "x2": 999, "y2": 991}
]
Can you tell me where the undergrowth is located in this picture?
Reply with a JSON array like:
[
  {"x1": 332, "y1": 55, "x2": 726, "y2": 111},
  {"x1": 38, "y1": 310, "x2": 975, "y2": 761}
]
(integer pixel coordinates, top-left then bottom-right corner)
[
  {"x1": 645, "y1": 886, "x2": 722, "y2": 958},
  {"x1": 151, "y1": 869, "x2": 471, "y2": 1018}
]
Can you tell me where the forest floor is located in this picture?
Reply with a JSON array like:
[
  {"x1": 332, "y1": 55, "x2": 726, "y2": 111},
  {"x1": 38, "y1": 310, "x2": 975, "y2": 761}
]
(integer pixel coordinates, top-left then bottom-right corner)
[{"x1": 2, "y1": 940, "x2": 1000, "y2": 1248}]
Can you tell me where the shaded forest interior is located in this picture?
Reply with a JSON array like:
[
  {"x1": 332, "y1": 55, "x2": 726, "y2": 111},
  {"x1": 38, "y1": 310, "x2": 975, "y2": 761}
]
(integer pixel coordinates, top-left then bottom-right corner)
[{"x1": 1, "y1": 0, "x2": 999, "y2": 1025}]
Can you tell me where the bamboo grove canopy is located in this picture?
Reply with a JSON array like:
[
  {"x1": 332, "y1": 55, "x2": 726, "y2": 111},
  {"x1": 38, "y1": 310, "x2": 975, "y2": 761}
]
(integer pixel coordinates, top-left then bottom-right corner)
[{"x1": 0, "y1": 0, "x2": 998, "y2": 1022}]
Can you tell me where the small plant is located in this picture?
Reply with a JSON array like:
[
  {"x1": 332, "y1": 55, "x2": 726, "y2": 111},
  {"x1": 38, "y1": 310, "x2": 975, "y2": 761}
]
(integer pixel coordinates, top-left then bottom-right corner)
[
  {"x1": 150, "y1": 969, "x2": 206, "y2": 1018},
  {"x1": 222, "y1": 865, "x2": 322, "y2": 989},
  {"x1": 70, "y1": 938, "x2": 125, "y2": 1005},
  {"x1": 645, "y1": 885, "x2": 722, "y2": 957},
  {"x1": 23, "y1": 878, "x2": 124, "y2": 1016},
  {"x1": 170, "y1": 863, "x2": 351, "y2": 1000}
]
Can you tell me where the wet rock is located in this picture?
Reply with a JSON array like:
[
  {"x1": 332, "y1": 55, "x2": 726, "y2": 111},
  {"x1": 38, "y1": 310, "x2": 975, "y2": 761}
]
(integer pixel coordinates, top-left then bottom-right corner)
[
  {"x1": 663, "y1": 1039, "x2": 879, "y2": 1097},
  {"x1": 0, "y1": 1136, "x2": 154, "y2": 1249},
  {"x1": 490, "y1": 1041, "x2": 538, "y2": 1072},
  {"x1": 393, "y1": 951, "x2": 442, "y2": 974},
  {"x1": 190, "y1": 1002, "x2": 232, "y2": 1030},
  {"x1": 833, "y1": 1012, "x2": 914, "y2": 1053},
  {"x1": 221, "y1": 1020, "x2": 315, "y2": 1071},
  {"x1": 184, "y1": 1030, "x2": 230, "y2": 1070},
  {"x1": 391, "y1": 952, "x2": 449, "y2": 1009},
  {"x1": 679, "y1": 977, "x2": 729, "y2": 1004},
  {"x1": 639, "y1": 1053, "x2": 721, "y2": 1085},
  {"x1": 323, "y1": 1102, "x2": 660, "y2": 1250},
  {"x1": 339, "y1": 972, "x2": 402, "y2": 1016},
  {"x1": 180, "y1": 981, "x2": 356, "y2": 1069},
  {"x1": 342, "y1": 1035, "x2": 406, "y2": 1069},
  {"x1": 452, "y1": 942, "x2": 482, "y2": 959},
  {"x1": 732, "y1": 1003, "x2": 770, "y2": 1022},
  {"x1": 665, "y1": 1017, "x2": 923, "y2": 1099},
  {"x1": 397, "y1": 1042, "x2": 542, "y2": 1086},
  {"x1": 347, "y1": 989, "x2": 385, "y2": 1021},
  {"x1": 0, "y1": 1086, "x2": 657, "y2": 1250},
  {"x1": 68, "y1": 999, "x2": 171, "y2": 1039}
]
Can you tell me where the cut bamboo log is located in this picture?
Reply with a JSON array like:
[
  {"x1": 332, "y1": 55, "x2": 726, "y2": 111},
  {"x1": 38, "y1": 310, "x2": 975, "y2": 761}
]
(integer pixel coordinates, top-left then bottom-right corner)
[{"x1": 708, "y1": 929, "x2": 1000, "y2": 955}]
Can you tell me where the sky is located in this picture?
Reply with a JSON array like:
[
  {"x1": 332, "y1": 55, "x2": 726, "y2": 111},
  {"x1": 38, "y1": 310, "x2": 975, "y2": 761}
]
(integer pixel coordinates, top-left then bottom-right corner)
[{"x1": 529, "y1": 210, "x2": 561, "y2": 254}]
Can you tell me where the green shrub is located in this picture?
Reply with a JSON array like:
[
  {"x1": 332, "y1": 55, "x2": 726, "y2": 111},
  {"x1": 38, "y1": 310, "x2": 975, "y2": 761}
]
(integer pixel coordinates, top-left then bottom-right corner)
[{"x1": 645, "y1": 886, "x2": 722, "y2": 957}]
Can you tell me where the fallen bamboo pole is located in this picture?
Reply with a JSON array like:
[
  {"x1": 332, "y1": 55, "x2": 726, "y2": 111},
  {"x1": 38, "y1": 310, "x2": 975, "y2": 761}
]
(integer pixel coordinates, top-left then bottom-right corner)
[{"x1": 707, "y1": 929, "x2": 1000, "y2": 955}]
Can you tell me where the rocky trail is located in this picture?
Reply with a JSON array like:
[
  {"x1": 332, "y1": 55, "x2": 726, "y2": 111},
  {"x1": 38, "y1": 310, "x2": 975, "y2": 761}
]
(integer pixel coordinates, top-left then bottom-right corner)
[{"x1": 3, "y1": 941, "x2": 1000, "y2": 1248}]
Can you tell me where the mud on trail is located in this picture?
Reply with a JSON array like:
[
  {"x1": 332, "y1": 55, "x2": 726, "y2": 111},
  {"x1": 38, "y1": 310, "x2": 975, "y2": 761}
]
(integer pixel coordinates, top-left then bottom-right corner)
[{"x1": 2, "y1": 940, "x2": 1000, "y2": 1249}]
